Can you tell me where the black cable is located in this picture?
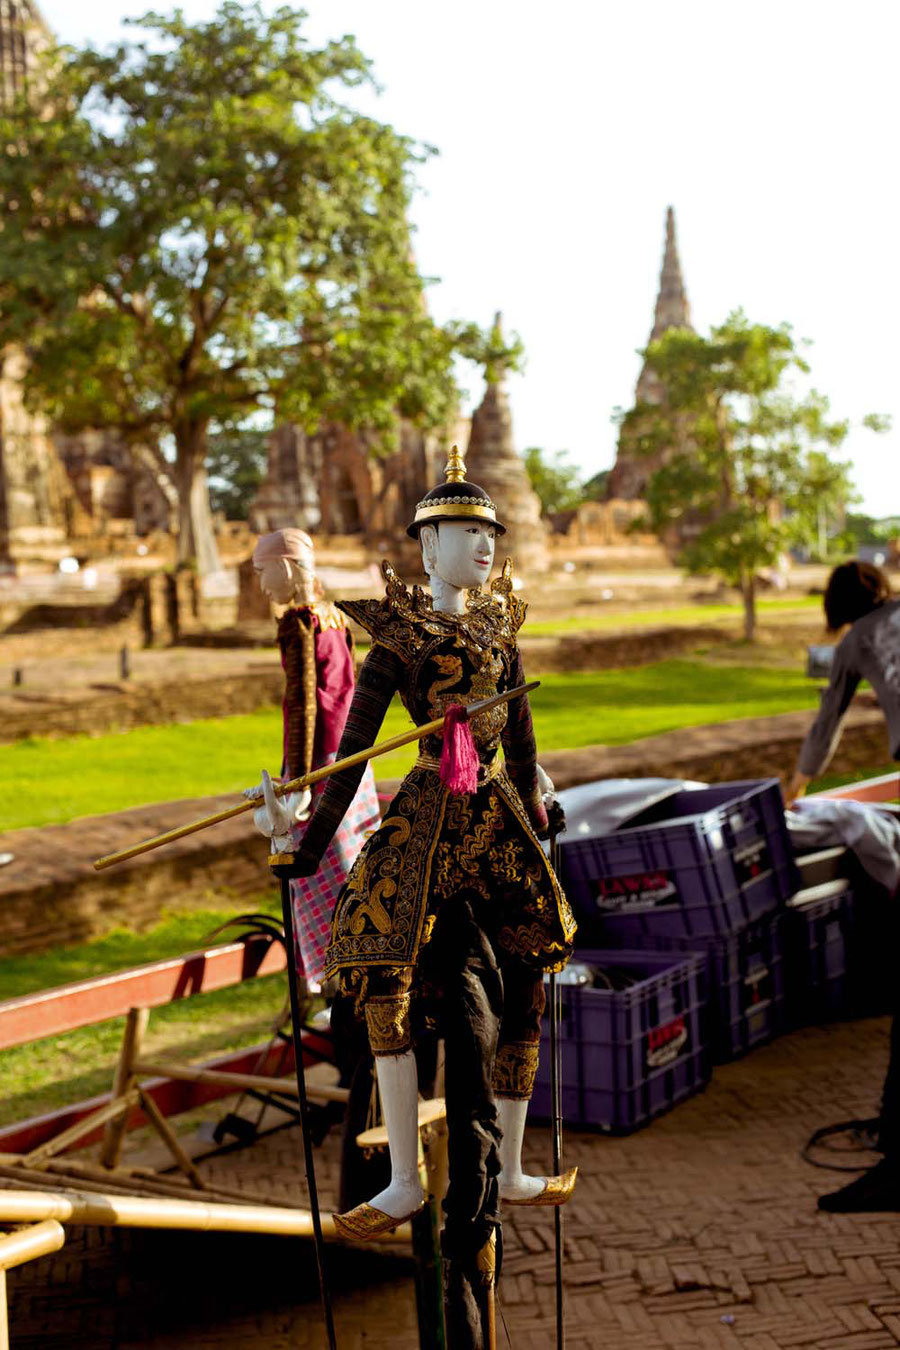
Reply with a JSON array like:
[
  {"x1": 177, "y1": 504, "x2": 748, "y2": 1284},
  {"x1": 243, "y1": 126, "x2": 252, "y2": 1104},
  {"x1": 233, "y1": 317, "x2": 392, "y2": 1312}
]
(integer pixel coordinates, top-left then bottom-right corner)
[{"x1": 801, "y1": 1116, "x2": 882, "y2": 1172}]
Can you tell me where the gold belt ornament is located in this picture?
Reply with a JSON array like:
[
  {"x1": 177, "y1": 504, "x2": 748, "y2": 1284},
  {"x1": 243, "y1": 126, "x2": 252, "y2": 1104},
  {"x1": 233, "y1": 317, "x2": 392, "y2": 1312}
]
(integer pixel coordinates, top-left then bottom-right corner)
[{"x1": 414, "y1": 753, "x2": 503, "y2": 785}]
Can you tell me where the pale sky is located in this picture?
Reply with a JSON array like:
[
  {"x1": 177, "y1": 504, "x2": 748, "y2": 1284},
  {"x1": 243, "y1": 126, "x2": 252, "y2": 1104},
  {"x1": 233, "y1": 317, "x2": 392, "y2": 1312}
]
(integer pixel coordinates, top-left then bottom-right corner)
[{"x1": 39, "y1": 0, "x2": 900, "y2": 517}]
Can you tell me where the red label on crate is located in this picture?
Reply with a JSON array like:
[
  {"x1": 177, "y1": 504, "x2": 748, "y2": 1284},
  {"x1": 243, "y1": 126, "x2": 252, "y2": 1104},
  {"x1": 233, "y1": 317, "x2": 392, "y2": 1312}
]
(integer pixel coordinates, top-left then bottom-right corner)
[
  {"x1": 593, "y1": 870, "x2": 678, "y2": 911},
  {"x1": 733, "y1": 840, "x2": 772, "y2": 887},
  {"x1": 646, "y1": 1015, "x2": 688, "y2": 1068}
]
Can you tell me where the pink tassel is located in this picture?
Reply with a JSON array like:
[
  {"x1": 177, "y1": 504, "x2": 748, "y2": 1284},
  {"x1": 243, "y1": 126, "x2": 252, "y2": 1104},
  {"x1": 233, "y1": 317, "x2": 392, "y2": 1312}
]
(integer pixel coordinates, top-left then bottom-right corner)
[{"x1": 440, "y1": 704, "x2": 479, "y2": 794}]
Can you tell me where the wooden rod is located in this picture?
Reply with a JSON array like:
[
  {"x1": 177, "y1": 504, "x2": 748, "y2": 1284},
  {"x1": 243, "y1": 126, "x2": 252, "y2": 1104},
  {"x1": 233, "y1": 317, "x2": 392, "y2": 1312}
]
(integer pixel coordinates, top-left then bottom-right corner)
[
  {"x1": 0, "y1": 1188, "x2": 411, "y2": 1242},
  {"x1": 133, "y1": 1059, "x2": 349, "y2": 1103},
  {"x1": 0, "y1": 1220, "x2": 65, "y2": 1272},
  {"x1": 93, "y1": 681, "x2": 539, "y2": 870},
  {"x1": 137, "y1": 1090, "x2": 206, "y2": 1191},
  {"x1": 101, "y1": 1007, "x2": 148, "y2": 1169},
  {"x1": 22, "y1": 1092, "x2": 137, "y2": 1168},
  {"x1": 39, "y1": 1159, "x2": 283, "y2": 1211}
]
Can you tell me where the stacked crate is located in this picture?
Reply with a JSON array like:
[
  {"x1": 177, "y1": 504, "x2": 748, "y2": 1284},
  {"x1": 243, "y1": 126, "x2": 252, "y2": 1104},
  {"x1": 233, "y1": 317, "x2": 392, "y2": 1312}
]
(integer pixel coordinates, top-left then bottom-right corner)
[
  {"x1": 782, "y1": 878, "x2": 855, "y2": 1025},
  {"x1": 530, "y1": 949, "x2": 709, "y2": 1133},
  {"x1": 557, "y1": 780, "x2": 800, "y2": 1063},
  {"x1": 786, "y1": 844, "x2": 896, "y2": 1021}
]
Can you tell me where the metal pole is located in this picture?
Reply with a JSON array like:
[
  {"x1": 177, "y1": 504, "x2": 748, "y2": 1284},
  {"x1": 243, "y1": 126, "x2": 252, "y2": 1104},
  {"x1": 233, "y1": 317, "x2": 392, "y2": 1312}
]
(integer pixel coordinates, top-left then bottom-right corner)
[
  {"x1": 549, "y1": 832, "x2": 565, "y2": 1350},
  {"x1": 277, "y1": 872, "x2": 338, "y2": 1350}
]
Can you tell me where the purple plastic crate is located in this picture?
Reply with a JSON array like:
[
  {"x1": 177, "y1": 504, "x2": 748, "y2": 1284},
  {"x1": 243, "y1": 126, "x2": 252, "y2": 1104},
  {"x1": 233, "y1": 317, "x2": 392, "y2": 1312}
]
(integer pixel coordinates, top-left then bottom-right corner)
[
  {"x1": 559, "y1": 779, "x2": 799, "y2": 943},
  {"x1": 783, "y1": 880, "x2": 854, "y2": 1026},
  {"x1": 599, "y1": 915, "x2": 785, "y2": 1063},
  {"x1": 530, "y1": 948, "x2": 709, "y2": 1133}
]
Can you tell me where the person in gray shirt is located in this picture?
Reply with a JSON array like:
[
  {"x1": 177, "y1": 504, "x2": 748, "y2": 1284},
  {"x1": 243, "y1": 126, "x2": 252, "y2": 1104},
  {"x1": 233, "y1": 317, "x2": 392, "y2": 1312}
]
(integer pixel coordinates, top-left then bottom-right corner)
[
  {"x1": 787, "y1": 560, "x2": 899, "y2": 805},
  {"x1": 788, "y1": 560, "x2": 900, "y2": 1212}
]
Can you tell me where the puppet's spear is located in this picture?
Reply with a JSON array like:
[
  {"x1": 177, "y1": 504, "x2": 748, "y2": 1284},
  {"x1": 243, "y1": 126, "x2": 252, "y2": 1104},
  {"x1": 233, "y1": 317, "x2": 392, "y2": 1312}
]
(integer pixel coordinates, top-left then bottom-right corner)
[{"x1": 93, "y1": 681, "x2": 540, "y2": 871}]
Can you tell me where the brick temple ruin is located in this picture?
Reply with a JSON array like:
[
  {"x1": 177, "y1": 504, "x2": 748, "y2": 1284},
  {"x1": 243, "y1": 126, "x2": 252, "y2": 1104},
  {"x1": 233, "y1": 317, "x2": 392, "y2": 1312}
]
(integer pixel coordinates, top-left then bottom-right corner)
[{"x1": 0, "y1": 0, "x2": 675, "y2": 576}]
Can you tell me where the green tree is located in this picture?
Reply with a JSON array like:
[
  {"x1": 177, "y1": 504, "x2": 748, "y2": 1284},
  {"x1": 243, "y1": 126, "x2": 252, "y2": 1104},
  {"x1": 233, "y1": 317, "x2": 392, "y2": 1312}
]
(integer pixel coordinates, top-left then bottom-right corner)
[
  {"x1": 618, "y1": 310, "x2": 884, "y2": 640},
  {"x1": 205, "y1": 429, "x2": 268, "y2": 521},
  {"x1": 842, "y1": 512, "x2": 898, "y2": 549},
  {"x1": 0, "y1": 3, "x2": 488, "y2": 571},
  {"x1": 523, "y1": 447, "x2": 584, "y2": 515},
  {"x1": 791, "y1": 450, "x2": 858, "y2": 561}
]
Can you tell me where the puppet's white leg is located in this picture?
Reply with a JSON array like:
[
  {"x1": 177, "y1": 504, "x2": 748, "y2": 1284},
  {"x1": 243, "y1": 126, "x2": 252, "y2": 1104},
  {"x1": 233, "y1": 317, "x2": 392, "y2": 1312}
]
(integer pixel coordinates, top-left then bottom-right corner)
[
  {"x1": 496, "y1": 1096, "x2": 578, "y2": 1207},
  {"x1": 368, "y1": 1050, "x2": 423, "y2": 1216},
  {"x1": 496, "y1": 1096, "x2": 547, "y2": 1201},
  {"x1": 334, "y1": 1050, "x2": 423, "y2": 1237}
]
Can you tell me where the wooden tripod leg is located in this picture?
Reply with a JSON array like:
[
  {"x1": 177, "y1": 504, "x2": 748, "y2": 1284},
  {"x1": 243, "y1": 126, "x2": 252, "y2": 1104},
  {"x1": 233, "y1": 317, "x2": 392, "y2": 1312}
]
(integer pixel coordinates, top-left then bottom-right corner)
[
  {"x1": 22, "y1": 1092, "x2": 138, "y2": 1169},
  {"x1": 101, "y1": 1007, "x2": 149, "y2": 1169},
  {"x1": 137, "y1": 1089, "x2": 206, "y2": 1191}
]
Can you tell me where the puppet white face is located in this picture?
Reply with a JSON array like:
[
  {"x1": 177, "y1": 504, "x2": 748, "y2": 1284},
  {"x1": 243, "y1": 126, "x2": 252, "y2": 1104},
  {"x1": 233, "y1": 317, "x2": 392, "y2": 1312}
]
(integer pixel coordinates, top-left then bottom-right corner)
[
  {"x1": 421, "y1": 520, "x2": 495, "y2": 592},
  {"x1": 255, "y1": 557, "x2": 315, "y2": 606}
]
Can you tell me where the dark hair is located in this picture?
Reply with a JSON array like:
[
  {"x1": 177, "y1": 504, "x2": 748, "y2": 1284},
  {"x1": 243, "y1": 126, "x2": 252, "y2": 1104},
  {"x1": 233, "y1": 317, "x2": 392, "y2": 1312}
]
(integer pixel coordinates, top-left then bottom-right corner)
[{"x1": 823, "y1": 560, "x2": 892, "y2": 631}]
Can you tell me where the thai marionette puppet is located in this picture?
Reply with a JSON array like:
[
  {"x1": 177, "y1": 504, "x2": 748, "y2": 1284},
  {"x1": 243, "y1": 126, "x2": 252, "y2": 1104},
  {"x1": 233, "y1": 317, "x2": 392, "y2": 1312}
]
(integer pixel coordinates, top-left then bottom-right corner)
[
  {"x1": 247, "y1": 527, "x2": 381, "y2": 992},
  {"x1": 272, "y1": 453, "x2": 578, "y2": 1245}
]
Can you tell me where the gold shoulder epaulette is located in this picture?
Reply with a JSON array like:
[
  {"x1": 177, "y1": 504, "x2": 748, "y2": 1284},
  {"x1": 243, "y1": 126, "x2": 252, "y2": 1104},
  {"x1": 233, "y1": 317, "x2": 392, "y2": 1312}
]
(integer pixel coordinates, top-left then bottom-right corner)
[{"x1": 312, "y1": 601, "x2": 345, "y2": 632}]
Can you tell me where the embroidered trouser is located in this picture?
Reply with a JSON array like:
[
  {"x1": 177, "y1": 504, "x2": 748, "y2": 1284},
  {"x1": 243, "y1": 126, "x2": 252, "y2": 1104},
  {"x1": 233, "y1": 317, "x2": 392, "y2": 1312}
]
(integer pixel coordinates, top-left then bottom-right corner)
[{"x1": 349, "y1": 891, "x2": 546, "y2": 1103}]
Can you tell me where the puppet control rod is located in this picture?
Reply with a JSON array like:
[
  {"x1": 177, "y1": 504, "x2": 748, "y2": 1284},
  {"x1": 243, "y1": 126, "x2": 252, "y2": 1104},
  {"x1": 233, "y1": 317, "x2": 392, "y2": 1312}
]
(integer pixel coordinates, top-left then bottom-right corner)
[{"x1": 93, "y1": 681, "x2": 541, "y2": 871}]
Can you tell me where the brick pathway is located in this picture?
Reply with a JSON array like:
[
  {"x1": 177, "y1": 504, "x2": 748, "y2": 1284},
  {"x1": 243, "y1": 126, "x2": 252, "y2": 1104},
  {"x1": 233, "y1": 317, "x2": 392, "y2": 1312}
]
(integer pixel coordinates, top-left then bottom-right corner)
[{"x1": 6, "y1": 1013, "x2": 900, "y2": 1349}]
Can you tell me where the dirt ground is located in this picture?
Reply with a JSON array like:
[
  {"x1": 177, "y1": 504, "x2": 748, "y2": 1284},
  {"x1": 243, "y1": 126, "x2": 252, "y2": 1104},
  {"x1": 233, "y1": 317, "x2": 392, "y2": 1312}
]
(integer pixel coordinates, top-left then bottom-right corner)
[{"x1": 5, "y1": 1013, "x2": 900, "y2": 1350}]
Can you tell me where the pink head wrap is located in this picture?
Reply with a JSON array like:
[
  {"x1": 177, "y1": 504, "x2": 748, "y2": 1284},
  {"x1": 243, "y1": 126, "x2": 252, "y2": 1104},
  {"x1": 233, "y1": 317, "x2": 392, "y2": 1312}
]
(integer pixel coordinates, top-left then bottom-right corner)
[{"x1": 253, "y1": 528, "x2": 315, "y2": 570}]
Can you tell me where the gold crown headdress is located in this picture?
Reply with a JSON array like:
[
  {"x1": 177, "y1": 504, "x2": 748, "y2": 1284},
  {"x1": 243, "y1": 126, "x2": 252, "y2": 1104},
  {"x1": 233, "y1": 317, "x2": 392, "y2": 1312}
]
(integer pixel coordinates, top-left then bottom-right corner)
[{"x1": 407, "y1": 446, "x2": 506, "y2": 538}]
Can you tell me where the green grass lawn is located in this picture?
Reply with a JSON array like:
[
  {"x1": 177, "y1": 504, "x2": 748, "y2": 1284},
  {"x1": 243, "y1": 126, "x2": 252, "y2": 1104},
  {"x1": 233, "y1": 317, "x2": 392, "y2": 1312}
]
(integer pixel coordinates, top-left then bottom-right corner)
[
  {"x1": 0, "y1": 896, "x2": 288, "y2": 1127},
  {"x1": 0, "y1": 660, "x2": 824, "y2": 831},
  {"x1": 524, "y1": 594, "x2": 821, "y2": 636}
]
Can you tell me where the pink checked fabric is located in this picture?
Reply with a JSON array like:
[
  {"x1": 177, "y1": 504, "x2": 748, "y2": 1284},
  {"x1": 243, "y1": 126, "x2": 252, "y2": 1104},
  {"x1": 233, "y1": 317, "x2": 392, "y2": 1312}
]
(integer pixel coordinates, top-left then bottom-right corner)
[
  {"x1": 289, "y1": 764, "x2": 380, "y2": 989},
  {"x1": 272, "y1": 608, "x2": 381, "y2": 989}
]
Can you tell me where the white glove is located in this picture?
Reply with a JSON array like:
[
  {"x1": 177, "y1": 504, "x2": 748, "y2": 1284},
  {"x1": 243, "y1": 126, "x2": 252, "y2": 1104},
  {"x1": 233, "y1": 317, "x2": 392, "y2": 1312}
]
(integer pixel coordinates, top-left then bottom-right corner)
[
  {"x1": 243, "y1": 770, "x2": 312, "y2": 853},
  {"x1": 536, "y1": 763, "x2": 557, "y2": 805}
]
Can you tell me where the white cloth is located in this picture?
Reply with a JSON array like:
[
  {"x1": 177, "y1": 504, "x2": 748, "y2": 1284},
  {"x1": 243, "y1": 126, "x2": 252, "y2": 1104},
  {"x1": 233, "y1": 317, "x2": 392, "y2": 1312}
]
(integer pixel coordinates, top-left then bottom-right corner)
[{"x1": 788, "y1": 798, "x2": 900, "y2": 895}]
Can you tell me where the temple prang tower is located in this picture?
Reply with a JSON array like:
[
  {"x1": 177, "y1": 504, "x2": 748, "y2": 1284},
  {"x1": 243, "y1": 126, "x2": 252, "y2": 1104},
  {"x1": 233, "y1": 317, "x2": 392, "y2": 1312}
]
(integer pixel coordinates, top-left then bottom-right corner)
[
  {"x1": 463, "y1": 312, "x2": 549, "y2": 574},
  {"x1": 607, "y1": 206, "x2": 694, "y2": 501}
]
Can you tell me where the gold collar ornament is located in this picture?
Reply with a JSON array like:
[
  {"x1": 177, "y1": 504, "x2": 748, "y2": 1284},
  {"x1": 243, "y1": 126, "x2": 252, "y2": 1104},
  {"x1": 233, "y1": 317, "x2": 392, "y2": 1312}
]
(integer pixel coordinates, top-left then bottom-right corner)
[{"x1": 407, "y1": 446, "x2": 506, "y2": 537}]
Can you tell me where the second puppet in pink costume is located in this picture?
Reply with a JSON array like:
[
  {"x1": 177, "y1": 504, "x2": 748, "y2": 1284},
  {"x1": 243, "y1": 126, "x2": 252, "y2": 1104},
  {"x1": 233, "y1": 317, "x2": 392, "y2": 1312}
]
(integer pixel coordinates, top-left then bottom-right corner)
[{"x1": 249, "y1": 528, "x2": 381, "y2": 990}]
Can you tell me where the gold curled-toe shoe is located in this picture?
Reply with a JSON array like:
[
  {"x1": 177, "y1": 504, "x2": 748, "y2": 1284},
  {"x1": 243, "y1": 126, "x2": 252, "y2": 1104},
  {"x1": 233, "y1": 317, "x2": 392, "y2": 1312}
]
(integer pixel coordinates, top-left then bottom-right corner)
[
  {"x1": 503, "y1": 1166, "x2": 578, "y2": 1208},
  {"x1": 332, "y1": 1201, "x2": 424, "y2": 1241}
]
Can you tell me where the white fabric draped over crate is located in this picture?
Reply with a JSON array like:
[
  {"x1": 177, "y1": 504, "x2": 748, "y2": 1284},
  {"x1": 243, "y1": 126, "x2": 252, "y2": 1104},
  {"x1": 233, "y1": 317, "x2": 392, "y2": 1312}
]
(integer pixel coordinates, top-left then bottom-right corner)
[{"x1": 788, "y1": 799, "x2": 900, "y2": 895}]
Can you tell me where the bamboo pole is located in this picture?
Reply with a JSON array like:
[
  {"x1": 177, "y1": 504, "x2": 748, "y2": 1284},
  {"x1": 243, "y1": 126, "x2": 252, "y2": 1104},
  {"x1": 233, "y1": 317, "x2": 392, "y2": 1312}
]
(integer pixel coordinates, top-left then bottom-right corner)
[
  {"x1": 0, "y1": 1188, "x2": 411, "y2": 1242},
  {"x1": 101, "y1": 1007, "x2": 148, "y2": 1168},
  {"x1": 2, "y1": 1158, "x2": 267, "y2": 1211},
  {"x1": 40, "y1": 1159, "x2": 288, "y2": 1210},
  {"x1": 22, "y1": 1092, "x2": 138, "y2": 1168},
  {"x1": 93, "y1": 681, "x2": 539, "y2": 870},
  {"x1": 0, "y1": 1220, "x2": 65, "y2": 1350},
  {"x1": 136, "y1": 1090, "x2": 206, "y2": 1191},
  {"x1": 0, "y1": 1220, "x2": 66, "y2": 1271},
  {"x1": 132, "y1": 1058, "x2": 349, "y2": 1103}
]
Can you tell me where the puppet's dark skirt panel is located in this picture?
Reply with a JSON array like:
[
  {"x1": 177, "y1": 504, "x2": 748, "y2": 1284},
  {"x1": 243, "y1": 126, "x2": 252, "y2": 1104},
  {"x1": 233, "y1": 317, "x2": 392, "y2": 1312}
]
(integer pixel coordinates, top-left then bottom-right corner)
[{"x1": 323, "y1": 765, "x2": 576, "y2": 981}]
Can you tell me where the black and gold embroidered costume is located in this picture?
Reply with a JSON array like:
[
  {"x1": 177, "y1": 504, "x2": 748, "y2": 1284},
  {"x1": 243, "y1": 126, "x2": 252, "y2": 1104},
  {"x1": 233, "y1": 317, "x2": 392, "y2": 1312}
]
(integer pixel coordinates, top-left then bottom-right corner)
[{"x1": 296, "y1": 559, "x2": 575, "y2": 998}]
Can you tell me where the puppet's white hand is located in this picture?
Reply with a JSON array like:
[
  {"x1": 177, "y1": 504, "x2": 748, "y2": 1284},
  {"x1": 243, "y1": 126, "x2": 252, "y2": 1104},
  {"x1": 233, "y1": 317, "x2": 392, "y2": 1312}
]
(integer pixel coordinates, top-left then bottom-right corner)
[
  {"x1": 536, "y1": 763, "x2": 556, "y2": 804},
  {"x1": 245, "y1": 770, "x2": 311, "y2": 848}
]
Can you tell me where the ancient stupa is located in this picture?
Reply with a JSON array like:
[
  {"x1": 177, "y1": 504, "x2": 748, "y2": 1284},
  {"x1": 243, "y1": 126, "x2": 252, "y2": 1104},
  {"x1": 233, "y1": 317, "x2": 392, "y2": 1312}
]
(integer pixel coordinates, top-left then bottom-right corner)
[
  {"x1": 0, "y1": 0, "x2": 71, "y2": 565},
  {"x1": 464, "y1": 314, "x2": 548, "y2": 573},
  {"x1": 607, "y1": 206, "x2": 694, "y2": 500}
]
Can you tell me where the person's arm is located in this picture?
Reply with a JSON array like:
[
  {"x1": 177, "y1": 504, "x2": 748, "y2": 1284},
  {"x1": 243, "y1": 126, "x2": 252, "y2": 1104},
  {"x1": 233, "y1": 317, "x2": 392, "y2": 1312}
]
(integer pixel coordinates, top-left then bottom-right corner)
[
  {"x1": 784, "y1": 769, "x2": 812, "y2": 807},
  {"x1": 794, "y1": 638, "x2": 862, "y2": 783},
  {"x1": 291, "y1": 641, "x2": 404, "y2": 869},
  {"x1": 500, "y1": 648, "x2": 549, "y2": 834}
]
